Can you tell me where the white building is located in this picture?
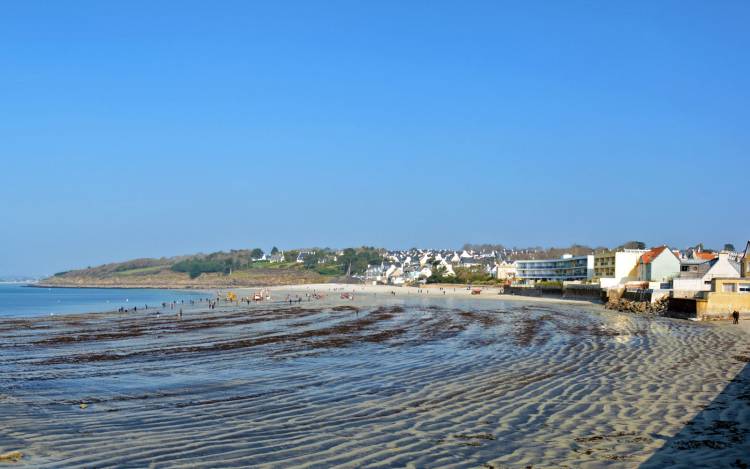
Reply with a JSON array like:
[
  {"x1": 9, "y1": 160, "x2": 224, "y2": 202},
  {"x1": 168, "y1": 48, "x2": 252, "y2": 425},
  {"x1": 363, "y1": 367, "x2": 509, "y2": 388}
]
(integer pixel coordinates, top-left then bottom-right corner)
[
  {"x1": 673, "y1": 252, "x2": 741, "y2": 293},
  {"x1": 516, "y1": 254, "x2": 594, "y2": 284},
  {"x1": 494, "y1": 261, "x2": 517, "y2": 281},
  {"x1": 598, "y1": 249, "x2": 649, "y2": 288}
]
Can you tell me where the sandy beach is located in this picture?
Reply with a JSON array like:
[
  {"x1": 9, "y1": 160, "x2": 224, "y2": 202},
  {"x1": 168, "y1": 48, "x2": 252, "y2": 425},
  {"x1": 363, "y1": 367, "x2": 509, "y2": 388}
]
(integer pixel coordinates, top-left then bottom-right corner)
[{"x1": 1, "y1": 284, "x2": 748, "y2": 468}]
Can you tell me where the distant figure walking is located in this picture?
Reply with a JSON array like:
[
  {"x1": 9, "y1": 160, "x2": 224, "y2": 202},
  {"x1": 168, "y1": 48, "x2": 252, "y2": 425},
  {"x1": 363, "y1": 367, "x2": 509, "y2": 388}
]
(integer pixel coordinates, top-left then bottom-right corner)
[{"x1": 732, "y1": 310, "x2": 740, "y2": 324}]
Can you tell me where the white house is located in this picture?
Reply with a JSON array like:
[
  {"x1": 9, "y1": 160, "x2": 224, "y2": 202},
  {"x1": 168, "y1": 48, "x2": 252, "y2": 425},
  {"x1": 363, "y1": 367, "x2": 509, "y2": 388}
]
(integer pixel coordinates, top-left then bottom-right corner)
[
  {"x1": 459, "y1": 257, "x2": 479, "y2": 267},
  {"x1": 673, "y1": 252, "x2": 741, "y2": 293},
  {"x1": 637, "y1": 247, "x2": 681, "y2": 284},
  {"x1": 269, "y1": 252, "x2": 285, "y2": 263}
]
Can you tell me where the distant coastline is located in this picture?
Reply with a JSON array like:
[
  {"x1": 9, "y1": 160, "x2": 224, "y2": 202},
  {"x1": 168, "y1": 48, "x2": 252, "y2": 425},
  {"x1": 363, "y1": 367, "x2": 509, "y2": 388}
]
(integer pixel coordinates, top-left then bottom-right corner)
[
  {"x1": 34, "y1": 276, "x2": 339, "y2": 290},
  {"x1": 30, "y1": 283, "x2": 202, "y2": 290}
]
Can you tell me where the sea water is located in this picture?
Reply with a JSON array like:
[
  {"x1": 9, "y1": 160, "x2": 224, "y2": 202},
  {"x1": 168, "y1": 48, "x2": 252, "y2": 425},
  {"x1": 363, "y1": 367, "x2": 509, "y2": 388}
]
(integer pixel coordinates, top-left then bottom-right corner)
[{"x1": 0, "y1": 283, "x2": 205, "y2": 318}]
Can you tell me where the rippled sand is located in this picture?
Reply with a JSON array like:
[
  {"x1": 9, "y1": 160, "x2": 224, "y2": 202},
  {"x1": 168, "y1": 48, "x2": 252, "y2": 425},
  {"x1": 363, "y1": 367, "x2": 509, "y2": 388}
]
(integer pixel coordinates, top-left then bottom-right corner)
[{"x1": 1, "y1": 293, "x2": 748, "y2": 468}]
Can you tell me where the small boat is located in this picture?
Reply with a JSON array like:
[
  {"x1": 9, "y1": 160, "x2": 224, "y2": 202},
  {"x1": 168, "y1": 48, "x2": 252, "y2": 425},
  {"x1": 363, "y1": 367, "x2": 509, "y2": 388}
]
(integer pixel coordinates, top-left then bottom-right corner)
[
  {"x1": 471, "y1": 288, "x2": 482, "y2": 295},
  {"x1": 253, "y1": 292, "x2": 263, "y2": 301},
  {"x1": 340, "y1": 293, "x2": 353, "y2": 300}
]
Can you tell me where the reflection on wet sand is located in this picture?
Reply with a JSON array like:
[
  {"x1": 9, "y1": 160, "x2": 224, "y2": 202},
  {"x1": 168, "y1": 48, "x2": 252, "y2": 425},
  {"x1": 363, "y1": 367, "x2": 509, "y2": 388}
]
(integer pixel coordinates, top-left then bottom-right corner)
[{"x1": 0, "y1": 294, "x2": 748, "y2": 467}]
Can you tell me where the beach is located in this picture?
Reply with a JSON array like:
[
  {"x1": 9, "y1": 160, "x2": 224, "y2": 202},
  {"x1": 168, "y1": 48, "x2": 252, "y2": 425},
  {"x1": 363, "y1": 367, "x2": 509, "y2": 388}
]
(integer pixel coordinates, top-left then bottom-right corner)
[{"x1": 1, "y1": 284, "x2": 748, "y2": 468}]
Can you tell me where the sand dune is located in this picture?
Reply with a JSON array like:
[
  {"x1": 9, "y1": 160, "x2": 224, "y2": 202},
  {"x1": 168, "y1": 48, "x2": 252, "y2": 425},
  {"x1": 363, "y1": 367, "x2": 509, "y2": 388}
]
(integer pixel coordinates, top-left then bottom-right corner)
[{"x1": 0, "y1": 291, "x2": 748, "y2": 468}]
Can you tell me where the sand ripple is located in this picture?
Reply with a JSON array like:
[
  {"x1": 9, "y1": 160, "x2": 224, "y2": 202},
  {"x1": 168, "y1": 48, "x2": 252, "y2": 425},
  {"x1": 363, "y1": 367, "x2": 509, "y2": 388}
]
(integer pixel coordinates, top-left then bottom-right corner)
[{"x1": 0, "y1": 296, "x2": 748, "y2": 468}]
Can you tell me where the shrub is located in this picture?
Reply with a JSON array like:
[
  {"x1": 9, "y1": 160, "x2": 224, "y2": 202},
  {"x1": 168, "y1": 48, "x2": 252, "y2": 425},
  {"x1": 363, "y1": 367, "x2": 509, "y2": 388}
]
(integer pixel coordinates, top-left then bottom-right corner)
[{"x1": 171, "y1": 259, "x2": 229, "y2": 279}]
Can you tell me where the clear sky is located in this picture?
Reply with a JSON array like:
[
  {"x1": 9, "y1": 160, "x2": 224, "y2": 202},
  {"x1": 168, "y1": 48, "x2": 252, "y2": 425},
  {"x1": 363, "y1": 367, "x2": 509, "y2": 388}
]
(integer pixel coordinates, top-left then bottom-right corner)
[{"x1": 1, "y1": 1, "x2": 748, "y2": 276}]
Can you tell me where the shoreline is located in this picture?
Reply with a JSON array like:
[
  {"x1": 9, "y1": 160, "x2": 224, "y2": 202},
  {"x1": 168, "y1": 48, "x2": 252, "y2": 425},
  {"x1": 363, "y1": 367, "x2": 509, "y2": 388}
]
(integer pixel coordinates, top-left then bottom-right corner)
[
  {"x1": 264, "y1": 282, "x2": 600, "y2": 305},
  {"x1": 11, "y1": 283, "x2": 750, "y2": 331},
  {"x1": 11, "y1": 283, "x2": 600, "y2": 320}
]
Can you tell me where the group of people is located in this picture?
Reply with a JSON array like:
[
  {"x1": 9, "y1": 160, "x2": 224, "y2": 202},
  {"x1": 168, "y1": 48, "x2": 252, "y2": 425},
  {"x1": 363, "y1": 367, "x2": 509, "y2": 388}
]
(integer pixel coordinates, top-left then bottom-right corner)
[{"x1": 285, "y1": 295, "x2": 304, "y2": 304}]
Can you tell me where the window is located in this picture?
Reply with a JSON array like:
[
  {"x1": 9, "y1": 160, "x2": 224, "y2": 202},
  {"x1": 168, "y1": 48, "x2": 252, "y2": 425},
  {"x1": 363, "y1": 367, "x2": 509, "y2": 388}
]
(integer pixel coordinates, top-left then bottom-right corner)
[
  {"x1": 739, "y1": 284, "x2": 750, "y2": 293},
  {"x1": 723, "y1": 283, "x2": 737, "y2": 293}
]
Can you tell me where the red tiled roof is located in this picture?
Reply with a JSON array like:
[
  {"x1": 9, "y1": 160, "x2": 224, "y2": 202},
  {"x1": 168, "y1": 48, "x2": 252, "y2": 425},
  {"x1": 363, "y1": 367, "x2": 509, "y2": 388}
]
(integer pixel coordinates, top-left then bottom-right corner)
[
  {"x1": 694, "y1": 251, "x2": 717, "y2": 261},
  {"x1": 641, "y1": 246, "x2": 667, "y2": 265}
]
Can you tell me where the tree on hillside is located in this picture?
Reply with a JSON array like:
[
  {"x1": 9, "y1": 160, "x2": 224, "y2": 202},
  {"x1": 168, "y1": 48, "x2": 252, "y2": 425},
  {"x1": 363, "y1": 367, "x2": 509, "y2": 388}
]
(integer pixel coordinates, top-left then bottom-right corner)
[
  {"x1": 337, "y1": 247, "x2": 383, "y2": 276},
  {"x1": 284, "y1": 250, "x2": 300, "y2": 263},
  {"x1": 303, "y1": 253, "x2": 320, "y2": 269},
  {"x1": 271, "y1": 246, "x2": 279, "y2": 255},
  {"x1": 618, "y1": 241, "x2": 646, "y2": 250},
  {"x1": 724, "y1": 243, "x2": 736, "y2": 252},
  {"x1": 172, "y1": 258, "x2": 230, "y2": 279},
  {"x1": 251, "y1": 248, "x2": 264, "y2": 259}
]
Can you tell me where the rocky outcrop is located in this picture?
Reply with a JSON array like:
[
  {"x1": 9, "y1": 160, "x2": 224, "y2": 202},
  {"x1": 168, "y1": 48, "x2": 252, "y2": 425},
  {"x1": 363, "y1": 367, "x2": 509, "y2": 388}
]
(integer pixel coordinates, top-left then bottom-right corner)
[{"x1": 605, "y1": 296, "x2": 669, "y2": 315}]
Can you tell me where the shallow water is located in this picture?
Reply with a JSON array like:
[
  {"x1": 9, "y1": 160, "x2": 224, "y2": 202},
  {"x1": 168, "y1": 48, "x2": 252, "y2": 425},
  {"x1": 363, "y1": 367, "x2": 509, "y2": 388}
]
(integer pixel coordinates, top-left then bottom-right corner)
[
  {"x1": 0, "y1": 284, "x2": 205, "y2": 317},
  {"x1": 0, "y1": 295, "x2": 748, "y2": 467}
]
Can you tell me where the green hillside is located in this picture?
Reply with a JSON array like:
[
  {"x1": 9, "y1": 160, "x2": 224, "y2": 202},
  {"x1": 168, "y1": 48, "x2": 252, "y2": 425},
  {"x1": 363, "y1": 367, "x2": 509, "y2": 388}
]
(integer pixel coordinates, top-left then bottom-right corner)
[{"x1": 41, "y1": 247, "x2": 383, "y2": 288}]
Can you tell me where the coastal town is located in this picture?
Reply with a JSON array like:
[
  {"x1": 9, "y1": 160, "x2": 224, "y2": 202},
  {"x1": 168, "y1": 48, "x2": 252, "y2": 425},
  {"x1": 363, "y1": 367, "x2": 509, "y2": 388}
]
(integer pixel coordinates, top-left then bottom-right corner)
[
  {"x1": 37, "y1": 240, "x2": 750, "y2": 322},
  {"x1": 342, "y1": 241, "x2": 750, "y2": 321}
]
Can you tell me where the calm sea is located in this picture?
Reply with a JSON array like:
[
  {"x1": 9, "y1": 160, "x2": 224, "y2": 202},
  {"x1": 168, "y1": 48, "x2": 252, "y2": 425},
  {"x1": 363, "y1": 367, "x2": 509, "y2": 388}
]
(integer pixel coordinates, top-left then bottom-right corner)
[{"x1": 0, "y1": 284, "x2": 206, "y2": 318}]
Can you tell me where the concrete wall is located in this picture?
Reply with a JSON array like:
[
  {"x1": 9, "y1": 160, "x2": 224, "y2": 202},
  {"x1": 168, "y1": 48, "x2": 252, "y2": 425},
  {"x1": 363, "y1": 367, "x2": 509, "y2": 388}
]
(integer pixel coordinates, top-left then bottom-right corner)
[
  {"x1": 505, "y1": 285, "x2": 563, "y2": 297},
  {"x1": 673, "y1": 289, "x2": 703, "y2": 299},
  {"x1": 563, "y1": 284, "x2": 602, "y2": 301},
  {"x1": 673, "y1": 278, "x2": 710, "y2": 292},
  {"x1": 600, "y1": 277, "x2": 620, "y2": 289},
  {"x1": 695, "y1": 278, "x2": 750, "y2": 318},
  {"x1": 667, "y1": 298, "x2": 698, "y2": 319}
]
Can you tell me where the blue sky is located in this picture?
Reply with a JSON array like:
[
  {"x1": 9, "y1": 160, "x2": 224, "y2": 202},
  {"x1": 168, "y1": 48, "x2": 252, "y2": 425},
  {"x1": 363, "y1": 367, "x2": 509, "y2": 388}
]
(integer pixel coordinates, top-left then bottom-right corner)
[{"x1": 1, "y1": 1, "x2": 748, "y2": 276}]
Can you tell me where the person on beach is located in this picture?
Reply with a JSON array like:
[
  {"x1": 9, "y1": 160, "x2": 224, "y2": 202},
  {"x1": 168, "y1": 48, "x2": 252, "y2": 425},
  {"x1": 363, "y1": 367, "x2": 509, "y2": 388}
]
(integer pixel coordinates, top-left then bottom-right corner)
[
  {"x1": 732, "y1": 310, "x2": 740, "y2": 324},
  {"x1": 178, "y1": 308, "x2": 183, "y2": 319}
]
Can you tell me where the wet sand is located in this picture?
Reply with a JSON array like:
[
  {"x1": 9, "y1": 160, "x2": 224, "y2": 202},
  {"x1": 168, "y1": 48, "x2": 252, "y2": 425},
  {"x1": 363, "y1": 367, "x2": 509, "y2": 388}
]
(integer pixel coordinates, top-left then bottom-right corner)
[{"x1": 1, "y1": 289, "x2": 748, "y2": 468}]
